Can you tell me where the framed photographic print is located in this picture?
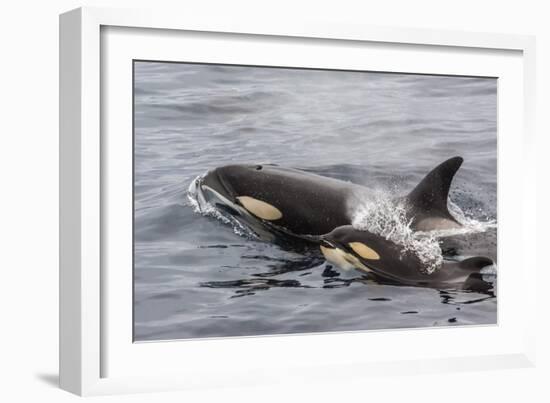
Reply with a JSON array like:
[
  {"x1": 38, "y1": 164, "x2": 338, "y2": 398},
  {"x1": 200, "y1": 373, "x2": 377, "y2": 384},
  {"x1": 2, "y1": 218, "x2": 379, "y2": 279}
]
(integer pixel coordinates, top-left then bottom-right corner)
[{"x1": 60, "y1": 7, "x2": 537, "y2": 396}]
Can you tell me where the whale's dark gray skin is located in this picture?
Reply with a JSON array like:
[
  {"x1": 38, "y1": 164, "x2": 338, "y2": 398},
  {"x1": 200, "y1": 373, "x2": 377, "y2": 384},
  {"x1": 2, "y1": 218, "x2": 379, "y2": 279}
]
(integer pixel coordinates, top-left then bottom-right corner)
[
  {"x1": 320, "y1": 225, "x2": 494, "y2": 291},
  {"x1": 195, "y1": 157, "x2": 464, "y2": 241}
]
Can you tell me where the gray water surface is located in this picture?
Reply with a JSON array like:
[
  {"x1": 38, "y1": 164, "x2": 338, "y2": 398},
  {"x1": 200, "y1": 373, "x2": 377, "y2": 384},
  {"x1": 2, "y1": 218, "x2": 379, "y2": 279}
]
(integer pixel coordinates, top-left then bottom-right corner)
[{"x1": 133, "y1": 61, "x2": 497, "y2": 341}]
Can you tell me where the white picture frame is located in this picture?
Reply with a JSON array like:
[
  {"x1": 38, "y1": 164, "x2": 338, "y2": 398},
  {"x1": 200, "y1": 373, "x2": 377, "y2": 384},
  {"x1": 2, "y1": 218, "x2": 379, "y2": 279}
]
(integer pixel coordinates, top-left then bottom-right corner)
[{"x1": 59, "y1": 6, "x2": 537, "y2": 396}]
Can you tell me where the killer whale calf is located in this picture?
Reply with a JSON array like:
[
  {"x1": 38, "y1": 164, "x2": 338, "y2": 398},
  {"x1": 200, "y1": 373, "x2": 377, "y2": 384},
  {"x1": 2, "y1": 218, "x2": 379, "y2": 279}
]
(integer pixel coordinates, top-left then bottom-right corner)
[
  {"x1": 319, "y1": 225, "x2": 493, "y2": 291},
  {"x1": 192, "y1": 156, "x2": 495, "y2": 289}
]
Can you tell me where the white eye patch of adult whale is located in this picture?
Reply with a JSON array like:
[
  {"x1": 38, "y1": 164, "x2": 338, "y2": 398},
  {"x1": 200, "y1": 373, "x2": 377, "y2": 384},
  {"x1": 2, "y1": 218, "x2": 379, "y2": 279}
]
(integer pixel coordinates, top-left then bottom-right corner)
[
  {"x1": 235, "y1": 196, "x2": 283, "y2": 221},
  {"x1": 320, "y1": 225, "x2": 495, "y2": 291},
  {"x1": 194, "y1": 157, "x2": 467, "y2": 245}
]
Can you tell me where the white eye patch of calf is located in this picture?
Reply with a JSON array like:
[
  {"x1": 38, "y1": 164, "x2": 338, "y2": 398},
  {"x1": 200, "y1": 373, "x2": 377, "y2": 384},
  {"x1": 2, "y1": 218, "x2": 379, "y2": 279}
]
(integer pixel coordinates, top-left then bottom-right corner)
[
  {"x1": 348, "y1": 242, "x2": 380, "y2": 260},
  {"x1": 320, "y1": 246, "x2": 371, "y2": 272},
  {"x1": 236, "y1": 196, "x2": 283, "y2": 221}
]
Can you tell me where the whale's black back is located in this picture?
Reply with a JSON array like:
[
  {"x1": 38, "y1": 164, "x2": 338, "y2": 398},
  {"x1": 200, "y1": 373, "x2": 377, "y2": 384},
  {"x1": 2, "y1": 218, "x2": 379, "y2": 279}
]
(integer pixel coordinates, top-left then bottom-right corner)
[{"x1": 207, "y1": 164, "x2": 360, "y2": 236}]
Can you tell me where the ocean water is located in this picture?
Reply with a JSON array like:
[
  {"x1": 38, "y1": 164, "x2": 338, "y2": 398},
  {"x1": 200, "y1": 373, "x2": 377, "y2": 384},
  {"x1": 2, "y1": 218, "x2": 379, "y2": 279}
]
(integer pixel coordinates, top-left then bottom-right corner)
[{"x1": 133, "y1": 61, "x2": 497, "y2": 342}]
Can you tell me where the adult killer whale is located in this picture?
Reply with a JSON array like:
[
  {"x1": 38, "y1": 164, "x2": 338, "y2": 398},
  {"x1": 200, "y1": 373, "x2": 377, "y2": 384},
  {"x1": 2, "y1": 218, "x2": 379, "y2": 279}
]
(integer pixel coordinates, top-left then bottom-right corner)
[{"x1": 194, "y1": 156, "x2": 464, "y2": 241}]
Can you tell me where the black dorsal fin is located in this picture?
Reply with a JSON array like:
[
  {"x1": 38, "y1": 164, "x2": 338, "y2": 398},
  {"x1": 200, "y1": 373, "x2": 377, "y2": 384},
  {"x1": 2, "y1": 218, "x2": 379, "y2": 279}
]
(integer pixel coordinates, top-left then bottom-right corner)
[{"x1": 406, "y1": 156, "x2": 463, "y2": 216}]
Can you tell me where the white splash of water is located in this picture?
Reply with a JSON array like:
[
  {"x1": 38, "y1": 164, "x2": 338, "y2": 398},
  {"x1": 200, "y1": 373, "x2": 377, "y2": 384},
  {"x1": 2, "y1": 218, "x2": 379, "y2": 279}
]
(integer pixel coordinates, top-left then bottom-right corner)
[
  {"x1": 186, "y1": 174, "x2": 255, "y2": 238},
  {"x1": 351, "y1": 192, "x2": 443, "y2": 273},
  {"x1": 446, "y1": 200, "x2": 497, "y2": 233},
  {"x1": 351, "y1": 191, "x2": 496, "y2": 274}
]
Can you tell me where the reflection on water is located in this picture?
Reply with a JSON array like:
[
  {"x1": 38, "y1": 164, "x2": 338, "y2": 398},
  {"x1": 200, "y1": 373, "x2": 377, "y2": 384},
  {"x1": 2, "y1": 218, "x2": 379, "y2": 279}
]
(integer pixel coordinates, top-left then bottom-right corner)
[
  {"x1": 133, "y1": 62, "x2": 497, "y2": 341},
  {"x1": 199, "y1": 254, "x2": 496, "y2": 301}
]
